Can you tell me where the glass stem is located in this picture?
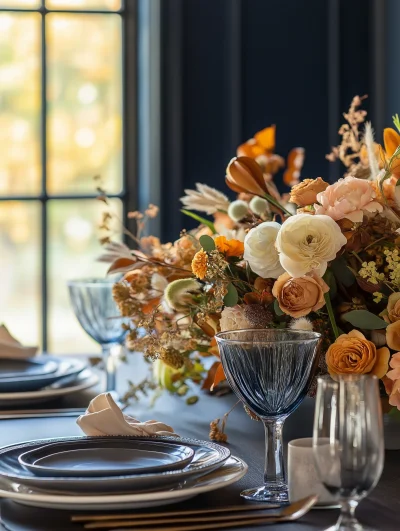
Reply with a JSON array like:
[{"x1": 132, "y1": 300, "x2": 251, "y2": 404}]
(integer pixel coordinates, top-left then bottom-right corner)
[
  {"x1": 101, "y1": 344, "x2": 117, "y2": 392},
  {"x1": 337, "y1": 500, "x2": 359, "y2": 529},
  {"x1": 263, "y1": 418, "x2": 286, "y2": 487}
]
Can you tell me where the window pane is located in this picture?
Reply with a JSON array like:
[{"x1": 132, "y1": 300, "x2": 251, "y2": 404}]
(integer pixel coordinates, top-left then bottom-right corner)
[
  {"x1": 0, "y1": 1, "x2": 40, "y2": 7},
  {"x1": 0, "y1": 13, "x2": 41, "y2": 195},
  {"x1": 0, "y1": 201, "x2": 41, "y2": 346},
  {"x1": 46, "y1": 0, "x2": 121, "y2": 9},
  {"x1": 48, "y1": 198, "x2": 122, "y2": 353},
  {"x1": 47, "y1": 14, "x2": 123, "y2": 195}
]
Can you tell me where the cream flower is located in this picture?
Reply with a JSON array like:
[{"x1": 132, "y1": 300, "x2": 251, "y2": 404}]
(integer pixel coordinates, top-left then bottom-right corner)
[
  {"x1": 276, "y1": 214, "x2": 347, "y2": 277},
  {"x1": 244, "y1": 221, "x2": 285, "y2": 279},
  {"x1": 220, "y1": 306, "x2": 252, "y2": 332},
  {"x1": 314, "y1": 176, "x2": 383, "y2": 222}
]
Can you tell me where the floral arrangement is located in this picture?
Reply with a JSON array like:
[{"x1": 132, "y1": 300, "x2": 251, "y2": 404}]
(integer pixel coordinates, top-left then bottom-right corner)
[{"x1": 100, "y1": 96, "x2": 400, "y2": 436}]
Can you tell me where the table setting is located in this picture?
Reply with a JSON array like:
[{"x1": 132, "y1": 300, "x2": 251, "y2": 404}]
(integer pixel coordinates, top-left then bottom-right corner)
[{"x1": 1, "y1": 95, "x2": 400, "y2": 530}]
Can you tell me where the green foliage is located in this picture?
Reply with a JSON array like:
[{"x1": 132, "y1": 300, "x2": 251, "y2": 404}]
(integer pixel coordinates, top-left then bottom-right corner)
[
  {"x1": 273, "y1": 299, "x2": 284, "y2": 316},
  {"x1": 181, "y1": 209, "x2": 216, "y2": 233},
  {"x1": 224, "y1": 283, "x2": 239, "y2": 307},
  {"x1": 199, "y1": 234, "x2": 215, "y2": 252},
  {"x1": 323, "y1": 269, "x2": 337, "y2": 299},
  {"x1": 342, "y1": 310, "x2": 388, "y2": 330},
  {"x1": 330, "y1": 256, "x2": 356, "y2": 287}
]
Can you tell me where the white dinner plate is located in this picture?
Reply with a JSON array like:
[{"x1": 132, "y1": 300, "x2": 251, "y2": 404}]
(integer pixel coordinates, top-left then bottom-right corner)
[
  {"x1": 0, "y1": 456, "x2": 247, "y2": 511},
  {"x1": 0, "y1": 370, "x2": 99, "y2": 407}
]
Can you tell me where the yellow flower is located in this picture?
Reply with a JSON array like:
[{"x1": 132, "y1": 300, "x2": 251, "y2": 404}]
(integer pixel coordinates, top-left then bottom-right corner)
[
  {"x1": 214, "y1": 236, "x2": 244, "y2": 257},
  {"x1": 192, "y1": 250, "x2": 208, "y2": 279}
]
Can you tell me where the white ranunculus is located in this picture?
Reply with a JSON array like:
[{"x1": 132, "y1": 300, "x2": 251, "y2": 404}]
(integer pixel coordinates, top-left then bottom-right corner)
[
  {"x1": 276, "y1": 213, "x2": 347, "y2": 278},
  {"x1": 243, "y1": 221, "x2": 284, "y2": 279}
]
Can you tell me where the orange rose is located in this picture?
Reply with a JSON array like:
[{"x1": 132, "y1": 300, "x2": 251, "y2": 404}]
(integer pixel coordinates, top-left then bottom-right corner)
[
  {"x1": 289, "y1": 177, "x2": 329, "y2": 207},
  {"x1": 381, "y1": 292, "x2": 400, "y2": 323},
  {"x1": 326, "y1": 330, "x2": 390, "y2": 379},
  {"x1": 214, "y1": 236, "x2": 244, "y2": 257},
  {"x1": 272, "y1": 272, "x2": 329, "y2": 318},
  {"x1": 225, "y1": 156, "x2": 268, "y2": 196},
  {"x1": 386, "y1": 320, "x2": 400, "y2": 350}
]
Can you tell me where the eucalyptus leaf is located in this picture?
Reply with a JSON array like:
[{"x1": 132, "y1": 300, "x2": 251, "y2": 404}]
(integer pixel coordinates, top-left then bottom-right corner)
[
  {"x1": 199, "y1": 234, "x2": 215, "y2": 252},
  {"x1": 342, "y1": 310, "x2": 388, "y2": 330},
  {"x1": 224, "y1": 283, "x2": 239, "y2": 307},
  {"x1": 330, "y1": 256, "x2": 356, "y2": 287},
  {"x1": 274, "y1": 299, "x2": 284, "y2": 316},
  {"x1": 181, "y1": 209, "x2": 216, "y2": 233}
]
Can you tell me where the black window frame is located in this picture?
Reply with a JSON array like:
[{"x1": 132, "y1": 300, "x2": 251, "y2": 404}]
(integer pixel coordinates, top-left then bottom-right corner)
[{"x1": 0, "y1": 0, "x2": 137, "y2": 351}]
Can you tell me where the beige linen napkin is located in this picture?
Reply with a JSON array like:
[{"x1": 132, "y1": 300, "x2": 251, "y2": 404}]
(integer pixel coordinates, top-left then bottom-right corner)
[
  {"x1": 77, "y1": 393, "x2": 179, "y2": 437},
  {"x1": 0, "y1": 325, "x2": 38, "y2": 359}
]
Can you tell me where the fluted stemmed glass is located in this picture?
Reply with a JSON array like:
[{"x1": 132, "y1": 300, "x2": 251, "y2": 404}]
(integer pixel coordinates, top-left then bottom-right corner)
[
  {"x1": 68, "y1": 278, "x2": 128, "y2": 392},
  {"x1": 313, "y1": 375, "x2": 384, "y2": 531},
  {"x1": 215, "y1": 328, "x2": 321, "y2": 504}
]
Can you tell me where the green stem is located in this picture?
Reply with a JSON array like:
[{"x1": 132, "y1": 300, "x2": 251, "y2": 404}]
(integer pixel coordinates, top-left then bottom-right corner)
[
  {"x1": 259, "y1": 193, "x2": 293, "y2": 217},
  {"x1": 324, "y1": 291, "x2": 339, "y2": 340}
]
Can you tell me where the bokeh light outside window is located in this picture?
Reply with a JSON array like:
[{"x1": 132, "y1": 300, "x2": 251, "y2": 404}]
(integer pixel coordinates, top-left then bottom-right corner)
[{"x1": 0, "y1": 1, "x2": 124, "y2": 353}]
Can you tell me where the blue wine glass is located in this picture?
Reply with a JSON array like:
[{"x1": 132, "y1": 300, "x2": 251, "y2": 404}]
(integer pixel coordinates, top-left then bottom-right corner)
[
  {"x1": 215, "y1": 328, "x2": 321, "y2": 504},
  {"x1": 68, "y1": 278, "x2": 128, "y2": 392}
]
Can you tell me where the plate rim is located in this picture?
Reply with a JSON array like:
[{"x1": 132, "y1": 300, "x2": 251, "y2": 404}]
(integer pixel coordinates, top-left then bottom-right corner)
[
  {"x1": 0, "y1": 456, "x2": 247, "y2": 505},
  {"x1": 0, "y1": 435, "x2": 230, "y2": 484},
  {"x1": 18, "y1": 439, "x2": 195, "y2": 477},
  {"x1": 0, "y1": 358, "x2": 59, "y2": 380},
  {"x1": 0, "y1": 357, "x2": 86, "y2": 387},
  {"x1": 0, "y1": 370, "x2": 99, "y2": 401}
]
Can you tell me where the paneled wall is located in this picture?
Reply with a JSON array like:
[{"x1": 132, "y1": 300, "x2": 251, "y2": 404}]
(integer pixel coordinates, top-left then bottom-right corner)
[{"x1": 158, "y1": 0, "x2": 382, "y2": 241}]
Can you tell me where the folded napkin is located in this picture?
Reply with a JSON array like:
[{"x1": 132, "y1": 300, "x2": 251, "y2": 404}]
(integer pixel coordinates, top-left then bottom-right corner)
[
  {"x1": 77, "y1": 393, "x2": 179, "y2": 437},
  {"x1": 0, "y1": 325, "x2": 38, "y2": 359}
]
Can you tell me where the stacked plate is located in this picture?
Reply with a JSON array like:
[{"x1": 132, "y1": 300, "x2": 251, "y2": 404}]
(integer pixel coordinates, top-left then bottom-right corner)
[
  {"x1": 0, "y1": 357, "x2": 99, "y2": 406},
  {"x1": 0, "y1": 436, "x2": 248, "y2": 510}
]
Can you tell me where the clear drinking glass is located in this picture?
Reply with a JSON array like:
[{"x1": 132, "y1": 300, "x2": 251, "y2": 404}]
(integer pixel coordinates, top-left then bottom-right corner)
[
  {"x1": 313, "y1": 375, "x2": 384, "y2": 531},
  {"x1": 215, "y1": 328, "x2": 321, "y2": 504},
  {"x1": 68, "y1": 278, "x2": 127, "y2": 392}
]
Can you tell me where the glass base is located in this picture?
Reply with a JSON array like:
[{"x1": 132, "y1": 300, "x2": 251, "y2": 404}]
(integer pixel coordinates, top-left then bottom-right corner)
[
  {"x1": 324, "y1": 523, "x2": 378, "y2": 531},
  {"x1": 240, "y1": 485, "x2": 289, "y2": 504}
]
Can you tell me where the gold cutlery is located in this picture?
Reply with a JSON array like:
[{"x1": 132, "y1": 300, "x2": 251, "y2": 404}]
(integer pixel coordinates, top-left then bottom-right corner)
[
  {"x1": 71, "y1": 502, "x2": 281, "y2": 522},
  {"x1": 73, "y1": 495, "x2": 317, "y2": 530}
]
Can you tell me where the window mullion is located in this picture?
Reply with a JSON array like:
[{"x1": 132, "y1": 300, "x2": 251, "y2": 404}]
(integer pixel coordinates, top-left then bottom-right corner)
[{"x1": 40, "y1": 8, "x2": 48, "y2": 351}]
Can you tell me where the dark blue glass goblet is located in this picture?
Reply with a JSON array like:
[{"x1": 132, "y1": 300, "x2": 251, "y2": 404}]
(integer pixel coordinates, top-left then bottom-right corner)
[
  {"x1": 68, "y1": 278, "x2": 128, "y2": 392},
  {"x1": 216, "y1": 328, "x2": 321, "y2": 504}
]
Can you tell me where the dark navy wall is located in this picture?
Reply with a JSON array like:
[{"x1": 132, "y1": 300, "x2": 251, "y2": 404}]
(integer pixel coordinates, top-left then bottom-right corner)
[{"x1": 159, "y1": 0, "x2": 381, "y2": 241}]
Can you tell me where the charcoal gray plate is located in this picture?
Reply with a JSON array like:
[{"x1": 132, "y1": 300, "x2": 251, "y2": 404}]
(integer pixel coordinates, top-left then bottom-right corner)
[
  {"x1": 0, "y1": 358, "x2": 58, "y2": 380},
  {"x1": 0, "y1": 436, "x2": 230, "y2": 494},
  {"x1": 18, "y1": 439, "x2": 195, "y2": 477},
  {"x1": 0, "y1": 358, "x2": 87, "y2": 392}
]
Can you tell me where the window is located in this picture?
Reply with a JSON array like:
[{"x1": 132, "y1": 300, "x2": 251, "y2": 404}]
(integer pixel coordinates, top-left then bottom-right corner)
[{"x1": 0, "y1": 0, "x2": 134, "y2": 353}]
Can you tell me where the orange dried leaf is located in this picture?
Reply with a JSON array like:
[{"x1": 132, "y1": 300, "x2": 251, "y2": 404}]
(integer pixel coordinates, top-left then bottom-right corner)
[
  {"x1": 384, "y1": 128, "x2": 400, "y2": 158},
  {"x1": 201, "y1": 361, "x2": 221, "y2": 390},
  {"x1": 107, "y1": 257, "x2": 137, "y2": 275},
  {"x1": 211, "y1": 362, "x2": 226, "y2": 391},
  {"x1": 254, "y1": 125, "x2": 276, "y2": 152}
]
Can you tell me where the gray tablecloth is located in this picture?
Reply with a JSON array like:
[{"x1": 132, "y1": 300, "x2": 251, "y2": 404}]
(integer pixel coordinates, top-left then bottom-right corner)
[{"x1": 0, "y1": 362, "x2": 399, "y2": 530}]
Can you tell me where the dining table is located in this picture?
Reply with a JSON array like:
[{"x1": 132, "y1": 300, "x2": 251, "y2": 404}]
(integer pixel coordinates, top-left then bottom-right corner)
[{"x1": 0, "y1": 354, "x2": 398, "y2": 531}]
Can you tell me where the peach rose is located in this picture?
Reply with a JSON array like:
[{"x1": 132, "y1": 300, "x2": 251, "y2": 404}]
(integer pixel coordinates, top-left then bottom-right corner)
[
  {"x1": 272, "y1": 272, "x2": 329, "y2": 318},
  {"x1": 386, "y1": 320, "x2": 400, "y2": 350},
  {"x1": 383, "y1": 352, "x2": 400, "y2": 410},
  {"x1": 326, "y1": 330, "x2": 390, "y2": 378},
  {"x1": 314, "y1": 176, "x2": 383, "y2": 222},
  {"x1": 381, "y1": 292, "x2": 400, "y2": 323},
  {"x1": 289, "y1": 177, "x2": 329, "y2": 207}
]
